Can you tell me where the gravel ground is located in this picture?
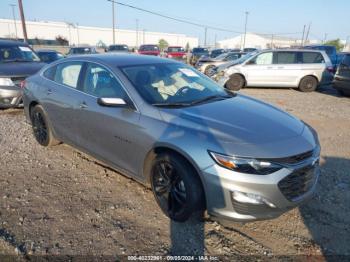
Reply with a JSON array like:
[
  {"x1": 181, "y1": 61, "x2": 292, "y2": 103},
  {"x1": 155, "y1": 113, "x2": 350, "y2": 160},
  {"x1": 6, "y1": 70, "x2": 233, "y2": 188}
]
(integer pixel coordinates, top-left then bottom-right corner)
[{"x1": 0, "y1": 86, "x2": 349, "y2": 260}]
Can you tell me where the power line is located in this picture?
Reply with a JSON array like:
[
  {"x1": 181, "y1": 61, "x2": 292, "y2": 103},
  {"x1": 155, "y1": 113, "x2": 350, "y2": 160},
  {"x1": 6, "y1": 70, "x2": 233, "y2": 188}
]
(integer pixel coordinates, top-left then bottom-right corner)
[{"x1": 107, "y1": 0, "x2": 243, "y2": 34}]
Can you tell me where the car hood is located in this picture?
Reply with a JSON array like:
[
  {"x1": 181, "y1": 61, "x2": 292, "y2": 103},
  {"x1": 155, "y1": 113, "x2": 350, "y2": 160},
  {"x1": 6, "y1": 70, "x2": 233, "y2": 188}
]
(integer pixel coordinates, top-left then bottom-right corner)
[
  {"x1": 159, "y1": 94, "x2": 317, "y2": 158},
  {"x1": 0, "y1": 62, "x2": 46, "y2": 77}
]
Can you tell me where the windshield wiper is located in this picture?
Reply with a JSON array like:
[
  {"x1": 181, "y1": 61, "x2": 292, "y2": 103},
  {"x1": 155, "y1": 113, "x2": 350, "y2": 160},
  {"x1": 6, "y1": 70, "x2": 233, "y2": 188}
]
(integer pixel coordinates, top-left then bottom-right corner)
[
  {"x1": 189, "y1": 95, "x2": 232, "y2": 106},
  {"x1": 151, "y1": 102, "x2": 191, "y2": 108}
]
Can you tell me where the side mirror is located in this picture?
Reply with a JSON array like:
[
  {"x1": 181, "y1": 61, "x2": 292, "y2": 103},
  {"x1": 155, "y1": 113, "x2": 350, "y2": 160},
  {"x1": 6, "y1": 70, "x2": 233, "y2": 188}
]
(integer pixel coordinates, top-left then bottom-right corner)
[{"x1": 97, "y1": 97, "x2": 127, "y2": 107}]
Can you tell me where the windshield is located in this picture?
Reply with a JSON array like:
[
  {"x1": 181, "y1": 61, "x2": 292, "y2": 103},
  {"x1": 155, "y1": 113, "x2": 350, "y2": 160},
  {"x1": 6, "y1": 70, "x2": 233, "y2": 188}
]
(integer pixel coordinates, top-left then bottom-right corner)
[
  {"x1": 121, "y1": 63, "x2": 232, "y2": 106},
  {"x1": 71, "y1": 47, "x2": 92, "y2": 54},
  {"x1": 168, "y1": 47, "x2": 185, "y2": 52},
  {"x1": 215, "y1": 53, "x2": 229, "y2": 60},
  {"x1": 0, "y1": 45, "x2": 40, "y2": 62},
  {"x1": 140, "y1": 45, "x2": 159, "y2": 51},
  {"x1": 109, "y1": 45, "x2": 128, "y2": 51}
]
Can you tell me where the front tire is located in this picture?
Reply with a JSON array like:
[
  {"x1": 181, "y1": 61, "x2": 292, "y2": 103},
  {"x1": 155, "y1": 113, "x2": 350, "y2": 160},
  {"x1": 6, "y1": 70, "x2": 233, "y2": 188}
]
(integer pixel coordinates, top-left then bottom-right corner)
[
  {"x1": 204, "y1": 65, "x2": 215, "y2": 76},
  {"x1": 299, "y1": 76, "x2": 318, "y2": 92},
  {"x1": 30, "y1": 105, "x2": 59, "y2": 147},
  {"x1": 150, "y1": 152, "x2": 205, "y2": 222},
  {"x1": 225, "y1": 74, "x2": 245, "y2": 91}
]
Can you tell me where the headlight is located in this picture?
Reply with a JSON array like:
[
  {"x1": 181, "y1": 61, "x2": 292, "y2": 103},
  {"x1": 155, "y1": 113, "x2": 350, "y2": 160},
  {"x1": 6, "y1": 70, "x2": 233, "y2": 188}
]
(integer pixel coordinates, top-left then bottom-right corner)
[
  {"x1": 182, "y1": 54, "x2": 187, "y2": 59},
  {"x1": 209, "y1": 151, "x2": 283, "y2": 175},
  {"x1": 168, "y1": 54, "x2": 172, "y2": 58},
  {"x1": 0, "y1": 78, "x2": 15, "y2": 86}
]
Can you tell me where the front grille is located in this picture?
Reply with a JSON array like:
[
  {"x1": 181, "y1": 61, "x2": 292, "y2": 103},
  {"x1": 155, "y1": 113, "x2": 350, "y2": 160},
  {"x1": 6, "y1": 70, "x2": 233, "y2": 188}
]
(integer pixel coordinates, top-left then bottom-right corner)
[
  {"x1": 232, "y1": 199, "x2": 274, "y2": 215},
  {"x1": 278, "y1": 165, "x2": 317, "y2": 201},
  {"x1": 11, "y1": 77, "x2": 26, "y2": 87},
  {"x1": 271, "y1": 150, "x2": 314, "y2": 165}
]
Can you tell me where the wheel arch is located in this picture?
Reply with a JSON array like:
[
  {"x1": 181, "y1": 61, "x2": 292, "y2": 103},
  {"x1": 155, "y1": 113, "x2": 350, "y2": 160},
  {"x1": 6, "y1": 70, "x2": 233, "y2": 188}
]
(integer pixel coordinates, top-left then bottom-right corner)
[
  {"x1": 142, "y1": 144, "x2": 207, "y2": 206},
  {"x1": 299, "y1": 74, "x2": 319, "y2": 86}
]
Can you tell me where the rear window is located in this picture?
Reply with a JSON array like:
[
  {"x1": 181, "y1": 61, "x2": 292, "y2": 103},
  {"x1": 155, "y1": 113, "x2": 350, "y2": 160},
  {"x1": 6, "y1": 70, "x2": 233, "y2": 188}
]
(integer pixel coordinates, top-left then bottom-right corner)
[
  {"x1": 274, "y1": 52, "x2": 297, "y2": 64},
  {"x1": 193, "y1": 48, "x2": 208, "y2": 53},
  {"x1": 301, "y1": 52, "x2": 325, "y2": 64}
]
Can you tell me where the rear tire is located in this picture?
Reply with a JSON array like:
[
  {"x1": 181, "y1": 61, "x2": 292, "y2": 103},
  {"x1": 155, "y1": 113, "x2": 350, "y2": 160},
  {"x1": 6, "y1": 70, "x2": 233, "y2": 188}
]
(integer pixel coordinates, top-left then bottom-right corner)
[
  {"x1": 299, "y1": 76, "x2": 318, "y2": 92},
  {"x1": 30, "y1": 105, "x2": 60, "y2": 147},
  {"x1": 150, "y1": 152, "x2": 205, "y2": 222},
  {"x1": 225, "y1": 74, "x2": 245, "y2": 91}
]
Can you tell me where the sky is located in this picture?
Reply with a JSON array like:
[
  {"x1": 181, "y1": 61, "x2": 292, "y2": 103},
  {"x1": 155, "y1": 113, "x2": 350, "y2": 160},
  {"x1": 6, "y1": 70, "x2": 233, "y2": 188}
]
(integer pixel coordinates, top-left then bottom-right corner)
[{"x1": 0, "y1": 0, "x2": 349, "y2": 44}]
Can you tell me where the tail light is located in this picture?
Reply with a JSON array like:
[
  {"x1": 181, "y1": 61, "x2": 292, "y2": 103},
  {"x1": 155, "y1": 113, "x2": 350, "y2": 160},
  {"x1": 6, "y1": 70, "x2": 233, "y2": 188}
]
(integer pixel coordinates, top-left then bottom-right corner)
[
  {"x1": 20, "y1": 80, "x2": 26, "y2": 89},
  {"x1": 326, "y1": 66, "x2": 335, "y2": 74}
]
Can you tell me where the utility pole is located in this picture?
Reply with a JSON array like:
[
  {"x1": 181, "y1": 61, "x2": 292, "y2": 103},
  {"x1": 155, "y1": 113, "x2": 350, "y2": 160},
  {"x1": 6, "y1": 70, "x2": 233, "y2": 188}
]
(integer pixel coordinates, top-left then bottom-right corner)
[
  {"x1": 136, "y1": 19, "x2": 139, "y2": 48},
  {"x1": 10, "y1": 4, "x2": 18, "y2": 40},
  {"x1": 243, "y1": 11, "x2": 249, "y2": 50},
  {"x1": 18, "y1": 0, "x2": 28, "y2": 43},
  {"x1": 323, "y1": 33, "x2": 328, "y2": 44},
  {"x1": 301, "y1": 24, "x2": 306, "y2": 46},
  {"x1": 204, "y1": 27, "x2": 207, "y2": 47},
  {"x1": 270, "y1": 34, "x2": 274, "y2": 49},
  {"x1": 214, "y1": 34, "x2": 217, "y2": 48},
  {"x1": 112, "y1": 0, "x2": 115, "y2": 44},
  {"x1": 143, "y1": 29, "x2": 146, "y2": 44},
  {"x1": 305, "y1": 22, "x2": 311, "y2": 45}
]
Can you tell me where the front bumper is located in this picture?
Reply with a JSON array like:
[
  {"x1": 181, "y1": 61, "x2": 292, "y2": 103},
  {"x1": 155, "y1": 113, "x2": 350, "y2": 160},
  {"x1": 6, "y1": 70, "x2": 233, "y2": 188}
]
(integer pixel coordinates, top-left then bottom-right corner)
[
  {"x1": 0, "y1": 85, "x2": 23, "y2": 108},
  {"x1": 201, "y1": 154, "x2": 320, "y2": 222}
]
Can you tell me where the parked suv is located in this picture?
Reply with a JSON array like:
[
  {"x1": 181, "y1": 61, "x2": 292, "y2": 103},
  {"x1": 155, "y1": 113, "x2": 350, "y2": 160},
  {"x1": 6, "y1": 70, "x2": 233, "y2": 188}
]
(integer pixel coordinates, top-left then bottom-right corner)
[
  {"x1": 107, "y1": 44, "x2": 129, "y2": 53},
  {"x1": 190, "y1": 47, "x2": 209, "y2": 65},
  {"x1": 333, "y1": 53, "x2": 350, "y2": 96},
  {"x1": 23, "y1": 54, "x2": 320, "y2": 222},
  {"x1": 36, "y1": 49, "x2": 64, "y2": 63},
  {"x1": 0, "y1": 40, "x2": 46, "y2": 108},
  {"x1": 67, "y1": 46, "x2": 98, "y2": 56},
  {"x1": 215, "y1": 49, "x2": 334, "y2": 92}
]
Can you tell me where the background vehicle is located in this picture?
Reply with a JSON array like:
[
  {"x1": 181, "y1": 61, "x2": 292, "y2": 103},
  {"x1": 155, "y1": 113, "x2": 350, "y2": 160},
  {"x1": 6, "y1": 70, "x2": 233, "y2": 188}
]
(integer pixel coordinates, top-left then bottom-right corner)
[
  {"x1": 195, "y1": 52, "x2": 246, "y2": 75},
  {"x1": 215, "y1": 49, "x2": 334, "y2": 92},
  {"x1": 0, "y1": 40, "x2": 46, "y2": 108},
  {"x1": 243, "y1": 48, "x2": 258, "y2": 53},
  {"x1": 165, "y1": 46, "x2": 186, "y2": 60},
  {"x1": 107, "y1": 44, "x2": 129, "y2": 53},
  {"x1": 333, "y1": 53, "x2": 350, "y2": 96},
  {"x1": 209, "y1": 48, "x2": 226, "y2": 58},
  {"x1": 138, "y1": 44, "x2": 160, "y2": 56},
  {"x1": 24, "y1": 54, "x2": 320, "y2": 223},
  {"x1": 36, "y1": 49, "x2": 64, "y2": 63},
  {"x1": 304, "y1": 45, "x2": 337, "y2": 68},
  {"x1": 190, "y1": 47, "x2": 209, "y2": 65},
  {"x1": 67, "y1": 46, "x2": 98, "y2": 56}
]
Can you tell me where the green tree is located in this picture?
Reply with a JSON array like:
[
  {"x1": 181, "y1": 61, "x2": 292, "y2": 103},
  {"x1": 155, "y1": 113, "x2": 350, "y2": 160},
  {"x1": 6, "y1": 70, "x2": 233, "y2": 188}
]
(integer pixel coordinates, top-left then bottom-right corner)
[
  {"x1": 158, "y1": 39, "x2": 169, "y2": 51},
  {"x1": 324, "y1": 39, "x2": 344, "y2": 52},
  {"x1": 55, "y1": 35, "x2": 69, "y2": 46}
]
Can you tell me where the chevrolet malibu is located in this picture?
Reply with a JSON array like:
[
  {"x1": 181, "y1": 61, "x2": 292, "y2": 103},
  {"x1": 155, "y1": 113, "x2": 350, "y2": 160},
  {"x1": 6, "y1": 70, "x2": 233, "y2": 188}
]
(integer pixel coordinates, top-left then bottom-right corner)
[{"x1": 23, "y1": 54, "x2": 320, "y2": 222}]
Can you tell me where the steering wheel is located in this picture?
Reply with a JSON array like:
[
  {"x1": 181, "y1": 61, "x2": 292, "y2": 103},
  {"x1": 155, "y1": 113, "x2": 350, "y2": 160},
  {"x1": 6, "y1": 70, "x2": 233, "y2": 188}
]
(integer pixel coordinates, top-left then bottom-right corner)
[{"x1": 173, "y1": 86, "x2": 191, "y2": 97}]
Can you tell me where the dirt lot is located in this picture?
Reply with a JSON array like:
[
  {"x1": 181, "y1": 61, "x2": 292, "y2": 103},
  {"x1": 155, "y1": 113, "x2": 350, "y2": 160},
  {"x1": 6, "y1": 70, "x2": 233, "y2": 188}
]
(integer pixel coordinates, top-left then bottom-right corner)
[{"x1": 0, "y1": 86, "x2": 349, "y2": 260}]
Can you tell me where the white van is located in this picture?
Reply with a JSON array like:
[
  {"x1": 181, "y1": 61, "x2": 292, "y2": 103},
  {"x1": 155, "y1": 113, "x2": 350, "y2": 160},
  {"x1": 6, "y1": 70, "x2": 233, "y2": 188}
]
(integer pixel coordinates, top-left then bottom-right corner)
[{"x1": 215, "y1": 49, "x2": 334, "y2": 92}]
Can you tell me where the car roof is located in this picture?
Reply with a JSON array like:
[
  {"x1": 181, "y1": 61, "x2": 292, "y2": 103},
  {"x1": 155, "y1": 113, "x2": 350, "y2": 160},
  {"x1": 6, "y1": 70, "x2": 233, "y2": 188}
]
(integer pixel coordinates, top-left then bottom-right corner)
[
  {"x1": 0, "y1": 39, "x2": 29, "y2": 46},
  {"x1": 62, "y1": 53, "x2": 179, "y2": 67},
  {"x1": 261, "y1": 49, "x2": 326, "y2": 53}
]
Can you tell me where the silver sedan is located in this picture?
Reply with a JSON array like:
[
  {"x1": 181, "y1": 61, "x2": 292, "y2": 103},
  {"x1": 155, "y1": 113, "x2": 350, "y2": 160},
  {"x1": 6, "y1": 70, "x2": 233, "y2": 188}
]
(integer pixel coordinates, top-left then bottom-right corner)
[{"x1": 23, "y1": 54, "x2": 320, "y2": 222}]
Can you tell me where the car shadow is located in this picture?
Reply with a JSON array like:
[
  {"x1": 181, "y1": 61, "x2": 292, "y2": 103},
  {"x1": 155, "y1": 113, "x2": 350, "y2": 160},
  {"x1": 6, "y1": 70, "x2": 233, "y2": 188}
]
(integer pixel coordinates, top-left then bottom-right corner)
[
  {"x1": 299, "y1": 156, "x2": 350, "y2": 257},
  {"x1": 316, "y1": 85, "x2": 343, "y2": 98}
]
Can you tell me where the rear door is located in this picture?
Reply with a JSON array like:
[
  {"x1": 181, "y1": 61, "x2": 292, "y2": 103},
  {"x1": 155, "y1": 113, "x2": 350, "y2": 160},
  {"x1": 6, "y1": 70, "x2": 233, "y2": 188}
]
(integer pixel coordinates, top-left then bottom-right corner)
[
  {"x1": 73, "y1": 62, "x2": 142, "y2": 176},
  {"x1": 41, "y1": 61, "x2": 84, "y2": 144},
  {"x1": 336, "y1": 54, "x2": 350, "y2": 80},
  {"x1": 299, "y1": 51, "x2": 329, "y2": 83},
  {"x1": 242, "y1": 51, "x2": 275, "y2": 86}
]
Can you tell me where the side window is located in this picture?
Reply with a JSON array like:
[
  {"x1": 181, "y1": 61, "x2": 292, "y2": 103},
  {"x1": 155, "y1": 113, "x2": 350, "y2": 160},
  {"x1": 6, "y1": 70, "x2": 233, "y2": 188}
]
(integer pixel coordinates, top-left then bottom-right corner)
[
  {"x1": 82, "y1": 63, "x2": 127, "y2": 98},
  {"x1": 341, "y1": 55, "x2": 350, "y2": 66},
  {"x1": 275, "y1": 52, "x2": 297, "y2": 64},
  {"x1": 301, "y1": 52, "x2": 325, "y2": 64},
  {"x1": 251, "y1": 52, "x2": 273, "y2": 65},
  {"x1": 54, "y1": 62, "x2": 83, "y2": 88},
  {"x1": 43, "y1": 65, "x2": 56, "y2": 80}
]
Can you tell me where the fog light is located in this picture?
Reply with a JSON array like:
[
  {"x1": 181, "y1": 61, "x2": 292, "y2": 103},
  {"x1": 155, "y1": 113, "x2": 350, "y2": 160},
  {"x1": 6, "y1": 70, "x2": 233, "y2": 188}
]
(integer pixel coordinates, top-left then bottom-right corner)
[{"x1": 232, "y1": 191, "x2": 276, "y2": 208}]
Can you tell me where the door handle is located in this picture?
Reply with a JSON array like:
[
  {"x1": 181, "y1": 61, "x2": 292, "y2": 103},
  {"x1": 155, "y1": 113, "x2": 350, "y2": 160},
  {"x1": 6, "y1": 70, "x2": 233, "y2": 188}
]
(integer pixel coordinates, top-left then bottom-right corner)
[
  {"x1": 278, "y1": 66, "x2": 284, "y2": 69},
  {"x1": 79, "y1": 102, "x2": 88, "y2": 109},
  {"x1": 47, "y1": 89, "x2": 53, "y2": 95}
]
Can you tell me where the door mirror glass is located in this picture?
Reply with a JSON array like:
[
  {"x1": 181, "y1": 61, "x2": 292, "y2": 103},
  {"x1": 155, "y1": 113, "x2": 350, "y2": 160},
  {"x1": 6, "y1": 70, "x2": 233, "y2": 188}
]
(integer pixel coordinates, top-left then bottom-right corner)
[{"x1": 97, "y1": 97, "x2": 127, "y2": 107}]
